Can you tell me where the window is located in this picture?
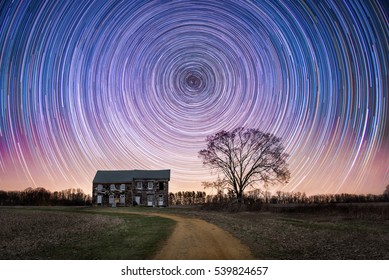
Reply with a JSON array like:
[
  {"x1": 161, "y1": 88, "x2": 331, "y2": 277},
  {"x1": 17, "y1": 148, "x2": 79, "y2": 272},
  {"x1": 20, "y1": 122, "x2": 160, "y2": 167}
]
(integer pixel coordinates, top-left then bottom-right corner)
[
  {"x1": 110, "y1": 184, "x2": 116, "y2": 191},
  {"x1": 148, "y1": 181, "x2": 153, "y2": 190},
  {"x1": 97, "y1": 185, "x2": 103, "y2": 192},
  {"x1": 120, "y1": 184, "x2": 125, "y2": 191},
  {"x1": 109, "y1": 195, "x2": 114, "y2": 204},
  {"x1": 97, "y1": 195, "x2": 102, "y2": 204},
  {"x1": 136, "y1": 181, "x2": 142, "y2": 189}
]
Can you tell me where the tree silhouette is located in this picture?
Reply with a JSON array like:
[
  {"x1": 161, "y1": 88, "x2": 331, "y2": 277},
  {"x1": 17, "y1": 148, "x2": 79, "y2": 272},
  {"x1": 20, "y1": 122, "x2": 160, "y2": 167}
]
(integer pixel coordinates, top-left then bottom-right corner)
[
  {"x1": 384, "y1": 185, "x2": 389, "y2": 196},
  {"x1": 199, "y1": 127, "x2": 290, "y2": 202}
]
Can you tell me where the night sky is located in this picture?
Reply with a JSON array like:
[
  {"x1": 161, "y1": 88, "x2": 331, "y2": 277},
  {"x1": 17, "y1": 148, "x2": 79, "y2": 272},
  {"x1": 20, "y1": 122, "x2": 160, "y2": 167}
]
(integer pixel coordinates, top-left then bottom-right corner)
[{"x1": 1, "y1": 0, "x2": 388, "y2": 195}]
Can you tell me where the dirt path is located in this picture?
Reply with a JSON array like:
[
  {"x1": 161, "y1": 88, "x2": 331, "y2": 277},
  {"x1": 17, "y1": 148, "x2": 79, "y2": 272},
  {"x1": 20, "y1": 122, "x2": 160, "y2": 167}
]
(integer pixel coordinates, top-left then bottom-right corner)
[{"x1": 148, "y1": 212, "x2": 254, "y2": 260}]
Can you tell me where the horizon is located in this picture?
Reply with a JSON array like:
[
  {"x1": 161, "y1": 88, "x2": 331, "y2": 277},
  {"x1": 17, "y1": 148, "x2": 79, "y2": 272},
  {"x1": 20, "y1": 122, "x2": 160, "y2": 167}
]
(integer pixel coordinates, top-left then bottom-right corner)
[
  {"x1": 1, "y1": 0, "x2": 388, "y2": 196},
  {"x1": 1, "y1": 183, "x2": 388, "y2": 197},
  {"x1": 1, "y1": 175, "x2": 388, "y2": 197}
]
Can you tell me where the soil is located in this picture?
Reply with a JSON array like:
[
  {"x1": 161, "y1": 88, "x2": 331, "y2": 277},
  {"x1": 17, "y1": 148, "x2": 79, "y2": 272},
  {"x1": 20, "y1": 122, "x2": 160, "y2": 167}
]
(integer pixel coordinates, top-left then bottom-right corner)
[{"x1": 147, "y1": 212, "x2": 254, "y2": 260}]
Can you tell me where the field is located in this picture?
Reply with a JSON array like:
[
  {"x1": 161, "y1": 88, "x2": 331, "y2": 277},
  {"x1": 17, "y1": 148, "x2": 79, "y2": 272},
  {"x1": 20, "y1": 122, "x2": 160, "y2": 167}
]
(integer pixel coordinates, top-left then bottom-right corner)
[
  {"x1": 168, "y1": 204, "x2": 389, "y2": 259},
  {"x1": 1, "y1": 204, "x2": 388, "y2": 259},
  {"x1": 0, "y1": 207, "x2": 175, "y2": 259}
]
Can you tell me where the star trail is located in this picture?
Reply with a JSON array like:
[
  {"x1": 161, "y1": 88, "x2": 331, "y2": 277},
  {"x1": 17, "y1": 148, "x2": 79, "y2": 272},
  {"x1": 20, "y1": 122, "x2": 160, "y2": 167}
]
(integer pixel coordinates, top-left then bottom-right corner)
[{"x1": 0, "y1": 0, "x2": 388, "y2": 195}]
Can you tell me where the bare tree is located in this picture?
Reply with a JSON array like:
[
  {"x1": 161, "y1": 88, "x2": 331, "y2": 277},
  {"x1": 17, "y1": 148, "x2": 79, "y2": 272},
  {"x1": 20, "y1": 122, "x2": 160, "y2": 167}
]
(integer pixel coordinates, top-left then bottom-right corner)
[
  {"x1": 199, "y1": 127, "x2": 290, "y2": 202},
  {"x1": 202, "y1": 178, "x2": 226, "y2": 194},
  {"x1": 202, "y1": 178, "x2": 226, "y2": 204}
]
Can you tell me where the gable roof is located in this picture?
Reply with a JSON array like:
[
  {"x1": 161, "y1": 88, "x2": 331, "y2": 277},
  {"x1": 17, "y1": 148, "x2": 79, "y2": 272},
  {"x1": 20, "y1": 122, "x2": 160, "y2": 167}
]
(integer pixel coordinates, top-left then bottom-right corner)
[{"x1": 93, "y1": 169, "x2": 170, "y2": 184}]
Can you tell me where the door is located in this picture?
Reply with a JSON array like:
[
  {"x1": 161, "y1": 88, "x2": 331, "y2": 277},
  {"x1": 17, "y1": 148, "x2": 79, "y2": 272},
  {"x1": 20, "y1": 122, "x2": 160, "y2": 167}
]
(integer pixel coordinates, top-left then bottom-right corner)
[
  {"x1": 120, "y1": 194, "x2": 125, "y2": 205},
  {"x1": 158, "y1": 195, "x2": 164, "y2": 206},
  {"x1": 109, "y1": 195, "x2": 115, "y2": 206},
  {"x1": 147, "y1": 195, "x2": 153, "y2": 207},
  {"x1": 134, "y1": 196, "x2": 141, "y2": 206}
]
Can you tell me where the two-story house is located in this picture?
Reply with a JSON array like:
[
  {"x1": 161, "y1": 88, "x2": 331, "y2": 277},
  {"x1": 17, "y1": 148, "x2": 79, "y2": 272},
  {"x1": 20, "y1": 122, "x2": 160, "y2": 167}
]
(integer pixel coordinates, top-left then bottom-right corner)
[{"x1": 92, "y1": 169, "x2": 170, "y2": 207}]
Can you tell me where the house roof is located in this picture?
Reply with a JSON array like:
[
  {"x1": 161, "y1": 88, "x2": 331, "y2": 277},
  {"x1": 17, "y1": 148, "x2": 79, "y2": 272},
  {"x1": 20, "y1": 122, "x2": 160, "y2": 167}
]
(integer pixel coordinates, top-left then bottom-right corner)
[{"x1": 93, "y1": 169, "x2": 170, "y2": 184}]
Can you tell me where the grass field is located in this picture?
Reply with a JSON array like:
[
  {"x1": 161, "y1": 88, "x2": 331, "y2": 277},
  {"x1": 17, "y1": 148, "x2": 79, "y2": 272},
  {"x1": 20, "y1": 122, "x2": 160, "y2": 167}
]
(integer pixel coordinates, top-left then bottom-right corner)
[
  {"x1": 165, "y1": 204, "x2": 389, "y2": 259},
  {"x1": 1, "y1": 204, "x2": 388, "y2": 259},
  {"x1": 0, "y1": 207, "x2": 175, "y2": 260}
]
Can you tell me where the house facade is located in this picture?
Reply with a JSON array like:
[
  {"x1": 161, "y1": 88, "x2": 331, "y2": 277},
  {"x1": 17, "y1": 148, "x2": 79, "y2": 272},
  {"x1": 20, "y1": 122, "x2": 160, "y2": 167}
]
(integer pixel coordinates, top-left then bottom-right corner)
[{"x1": 92, "y1": 169, "x2": 170, "y2": 207}]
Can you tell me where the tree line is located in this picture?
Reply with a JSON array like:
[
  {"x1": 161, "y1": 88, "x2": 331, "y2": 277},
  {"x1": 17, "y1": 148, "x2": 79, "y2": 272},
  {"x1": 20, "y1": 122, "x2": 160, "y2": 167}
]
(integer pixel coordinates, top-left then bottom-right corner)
[
  {"x1": 169, "y1": 188, "x2": 389, "y2": 207},
  {"x1": 1, "y1": 186, "x2": 387, "y2": 207},
  {"x1": 168, "y1": 191, "x2": 207, "y2": 206},
  {"x1": 205, "y1": 188, "x2": 389, "y2": 206},
  {"x1": 249, "y1": 190, "x2": 389, "y2": 204},
  {"x1": 0, "y1": 187, "x2": 91, "y2": 206}
]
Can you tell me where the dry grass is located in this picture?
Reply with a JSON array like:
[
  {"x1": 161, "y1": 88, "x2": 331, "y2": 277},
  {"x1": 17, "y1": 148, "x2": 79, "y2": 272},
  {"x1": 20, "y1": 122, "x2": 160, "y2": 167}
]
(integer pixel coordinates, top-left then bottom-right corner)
[
  {"x1": 0, "y1": 207, "x2": 175, "y2": 259},
  {"x1": 164, "y1": 206, "x2": 389, "y2": 259},
  {"x1": 0, "y1": 208, "x2": 123, "y2": 259},
  {"x1": 2, "y1": 205, "x2": 388, "y2": 260}
]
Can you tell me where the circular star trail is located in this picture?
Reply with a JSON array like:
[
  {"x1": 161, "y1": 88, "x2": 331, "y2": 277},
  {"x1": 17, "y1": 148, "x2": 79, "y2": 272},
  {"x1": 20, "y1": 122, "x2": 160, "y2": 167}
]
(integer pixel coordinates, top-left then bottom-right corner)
[{"x1": 0, "y1": 0, "x2": 388, "y2": 194}]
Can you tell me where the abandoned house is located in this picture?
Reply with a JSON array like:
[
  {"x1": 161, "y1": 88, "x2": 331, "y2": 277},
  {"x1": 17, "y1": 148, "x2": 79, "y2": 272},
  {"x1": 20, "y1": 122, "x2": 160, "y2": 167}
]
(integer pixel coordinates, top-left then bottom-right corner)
[{"x1": 92, "y1": 169, "x2": 170, "y2": 207}]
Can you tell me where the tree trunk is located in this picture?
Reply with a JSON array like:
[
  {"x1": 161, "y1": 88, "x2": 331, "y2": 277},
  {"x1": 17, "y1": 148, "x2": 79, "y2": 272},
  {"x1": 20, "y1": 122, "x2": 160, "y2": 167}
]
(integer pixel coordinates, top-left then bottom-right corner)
[{"x1": 236, "y1": 191, "x2": 243, "y2": 204}]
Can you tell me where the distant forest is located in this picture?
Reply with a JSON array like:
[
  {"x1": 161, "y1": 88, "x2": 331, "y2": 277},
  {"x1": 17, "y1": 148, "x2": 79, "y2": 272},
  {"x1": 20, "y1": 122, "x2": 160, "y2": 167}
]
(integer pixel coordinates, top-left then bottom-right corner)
[
  {"x1": 0, "y1": 187, "x2": 91, "y2": 206},
  {"x1": 0, "y1": 187, "x2": 388, "y2": 206},
  {"x1": 169, "y1": 189, "x2": 389, "y2": 206}
]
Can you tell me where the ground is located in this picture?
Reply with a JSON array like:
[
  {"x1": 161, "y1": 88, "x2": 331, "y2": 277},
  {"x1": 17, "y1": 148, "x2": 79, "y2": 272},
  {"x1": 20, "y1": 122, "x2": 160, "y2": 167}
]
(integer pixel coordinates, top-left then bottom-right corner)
[
  {"x1": 0, "y1": 207, "x2": 253, "y2": 260},
  {"x1": 148, "y1": 212, "x2": 253, "y2": 259},
  {"x1": 1, "y1": 205, "x2": 388, "y2": 259},
  {"x1": 170, "y1": 206, "x2": 389, "y2": 259}
]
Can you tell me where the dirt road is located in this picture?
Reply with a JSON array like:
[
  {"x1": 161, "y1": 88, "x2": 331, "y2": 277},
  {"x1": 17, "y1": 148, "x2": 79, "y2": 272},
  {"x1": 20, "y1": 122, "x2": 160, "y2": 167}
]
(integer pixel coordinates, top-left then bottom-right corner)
[{"x1": 149, "y1": 213, "x2": 254, "y2": 260}]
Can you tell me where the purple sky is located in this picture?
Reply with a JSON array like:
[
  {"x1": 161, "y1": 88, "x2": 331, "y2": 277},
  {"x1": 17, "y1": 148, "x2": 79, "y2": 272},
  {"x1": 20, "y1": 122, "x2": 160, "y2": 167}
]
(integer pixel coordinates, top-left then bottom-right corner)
[{"x1": 1, "y1": 0, "x2": 388, "y2": 195}]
